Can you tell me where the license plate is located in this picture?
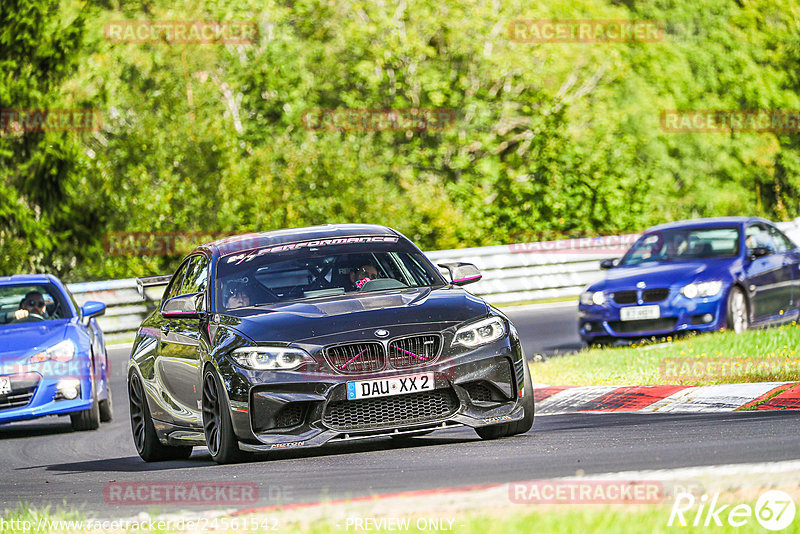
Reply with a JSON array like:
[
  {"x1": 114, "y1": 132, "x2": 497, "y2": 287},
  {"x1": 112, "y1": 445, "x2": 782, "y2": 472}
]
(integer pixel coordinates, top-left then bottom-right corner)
[
  {"x1": 0, "y1": 377, "x2": 10, "y2": 396},
  {"x1": 347, "y1": 372, "x2": 435, "y2": 400},
  {"x1": 620, "y1": 305, "x2": 661, "y2": 321}
]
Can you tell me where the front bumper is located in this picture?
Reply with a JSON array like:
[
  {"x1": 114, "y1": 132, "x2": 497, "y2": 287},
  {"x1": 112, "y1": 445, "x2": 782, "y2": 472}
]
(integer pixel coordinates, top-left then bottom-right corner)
[
  {"x1": 223, "y1": 338, "x2": 528, "y2": 451},
  {"x1": 0, "y1": 370, "x2": 95, "y2": 424},
  {"x1": 578, "y1": 289, "x2": 728, "y2": 341}
]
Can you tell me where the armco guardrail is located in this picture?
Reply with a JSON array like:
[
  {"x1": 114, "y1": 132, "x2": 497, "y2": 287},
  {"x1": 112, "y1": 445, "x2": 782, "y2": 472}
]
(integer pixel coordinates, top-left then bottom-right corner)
[{"x1": 69, "y1": 219, "x2": 800, "y2": 341}]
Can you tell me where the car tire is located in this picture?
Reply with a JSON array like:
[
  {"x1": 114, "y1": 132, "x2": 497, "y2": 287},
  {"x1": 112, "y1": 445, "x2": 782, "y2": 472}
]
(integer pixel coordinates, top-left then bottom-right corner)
[
  {"x1": 726, "y1": 286, "x2": 749, "y2": 334},
  {"x1": 476, "y1": 359, "x2": 534, "y2": 440},
  {"x1": 202, "y1": 368, "x2": 249, "y2": 464},
  {"x1": 129, "y1": 371, "x2": 192, "y2": 462},
  {"x1": 70, "y1": 378, "x2": 101, "y2": 431},
  {"x1": 99, "y1": 383, "x2": 113, "y2": 423}
]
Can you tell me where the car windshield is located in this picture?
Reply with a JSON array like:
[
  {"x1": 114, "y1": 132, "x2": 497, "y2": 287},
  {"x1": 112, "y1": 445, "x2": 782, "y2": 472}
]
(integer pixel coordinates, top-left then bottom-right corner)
[
  {"x1": 620, "y1": 227, "x2": 740, "y2": 267},
  {"x1": 215, "y1": 237, "x2": 445, "y2": 311},
  {"x1": 0, "y1": 283, "x2": 72, "y2": 327}
]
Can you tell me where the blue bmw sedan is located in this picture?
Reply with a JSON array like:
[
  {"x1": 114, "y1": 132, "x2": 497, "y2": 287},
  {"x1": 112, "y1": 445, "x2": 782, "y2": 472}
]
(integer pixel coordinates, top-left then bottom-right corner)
[
  {"x1": 578, "y1": 217, "x2": 800, "y2": 345},
  {"x1": 0, "y1": 274, "x2": 112, "y2": 430}
]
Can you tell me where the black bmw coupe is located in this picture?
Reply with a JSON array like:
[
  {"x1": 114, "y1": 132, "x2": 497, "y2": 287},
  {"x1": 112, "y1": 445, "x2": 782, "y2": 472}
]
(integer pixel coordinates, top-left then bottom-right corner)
[{"x1": 128, "y1": 224, "x2": 533, "y2": 463}]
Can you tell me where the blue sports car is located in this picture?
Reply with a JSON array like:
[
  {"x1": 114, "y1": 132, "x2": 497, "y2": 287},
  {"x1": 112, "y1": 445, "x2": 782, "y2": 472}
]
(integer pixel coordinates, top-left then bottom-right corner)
[
  {"x1": 0, "y1": 274, "x2": 112, "y2": 430},
  {"x1": 579, "y1": 217, "x2": 800, "y2": 345}
]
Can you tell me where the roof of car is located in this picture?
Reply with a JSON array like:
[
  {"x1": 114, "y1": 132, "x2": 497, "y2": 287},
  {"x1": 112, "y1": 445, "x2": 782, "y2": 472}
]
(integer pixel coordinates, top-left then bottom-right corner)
[
  {"x1": 201, "y1": 224, "x2": 403, "y2": 256},
  {"x1": 0, "y1": 274, "x2": 57, "y2": 285},
  {"x1": 646, "y1": 216, "x2": 770, "y2": 232}
]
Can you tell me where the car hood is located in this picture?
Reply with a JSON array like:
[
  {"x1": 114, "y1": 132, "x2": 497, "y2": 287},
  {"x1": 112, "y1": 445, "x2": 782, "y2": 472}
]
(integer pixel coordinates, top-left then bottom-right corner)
[
  {"x1": 0, "y1": 320, "x2": 72, "y2": 361},
  {"x1": 220, "y1": 286, "x2": 490, "y2": 343},
  {"x1": 593, "y1": 260, "x2": 733, "y2": 291}
]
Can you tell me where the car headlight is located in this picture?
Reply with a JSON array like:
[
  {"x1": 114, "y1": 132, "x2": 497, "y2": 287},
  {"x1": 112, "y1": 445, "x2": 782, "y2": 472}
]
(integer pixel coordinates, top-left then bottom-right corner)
[
  {"x1": 452, "y1": 317, "x2": 506, "y2": 348},
  {"x1": 231, "y1": 346, "x2": 313, "y2": 370},
  {"x1": 681, "y1": 281, "x2": 723, "y2": 299},
  {"x1": 29, "y1": 340, "x2": 75, "y2": 363},
  {"x1": 580, "y1": 291, "x2": 606, "y2": 306}
]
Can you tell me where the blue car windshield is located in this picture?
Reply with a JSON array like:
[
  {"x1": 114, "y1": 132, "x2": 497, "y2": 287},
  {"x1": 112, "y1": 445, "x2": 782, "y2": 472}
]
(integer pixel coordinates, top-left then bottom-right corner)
[
  {"x1": 215, "y1": 239, "x2": 446, "y2": 311},
  {"x1": 0, "y1": 283, "x2": 72, "y2": 327},
  {"x1": 620, "y1": 227, "x2": 740, "y2": 266}
]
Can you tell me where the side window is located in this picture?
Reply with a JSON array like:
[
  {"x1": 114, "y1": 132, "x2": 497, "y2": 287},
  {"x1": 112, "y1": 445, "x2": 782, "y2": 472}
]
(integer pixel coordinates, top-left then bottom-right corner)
[
  {"x1": 745, "y1": 225, "x2": 776, "y2": 254},
  {"x1": 769, "y1": 226, "x2": 794, "y2": 253},
  {"x1": 181, "y1": 256, "x2": 210, "y2": 295},
  {"x1": 163, "y1": 261, "x2": 190, "y2": 302}
]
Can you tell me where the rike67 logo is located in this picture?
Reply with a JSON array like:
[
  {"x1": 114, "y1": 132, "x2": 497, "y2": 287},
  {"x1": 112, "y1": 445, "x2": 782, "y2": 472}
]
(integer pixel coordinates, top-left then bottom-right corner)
[{"x1": 669, "y1": 490, "x2": 796, "y2": 531}]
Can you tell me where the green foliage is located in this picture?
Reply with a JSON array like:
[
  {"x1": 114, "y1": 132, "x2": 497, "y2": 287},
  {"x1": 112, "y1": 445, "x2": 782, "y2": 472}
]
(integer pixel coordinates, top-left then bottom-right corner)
[{"x1": 1, "y1": 0, "x2": 799, "y2": 281}]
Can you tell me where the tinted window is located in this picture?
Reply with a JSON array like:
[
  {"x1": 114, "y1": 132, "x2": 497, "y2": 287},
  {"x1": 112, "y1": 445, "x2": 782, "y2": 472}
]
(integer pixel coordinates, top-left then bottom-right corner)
[
  {"x1": 181, "y1": 255, "x2": 209, "y2": 295},
  {"x1": 769, "y1": 226, "x2": 795, "y2": 253},
  {"x1": 621, "y1": 227, "x2": 740, "y2": 266},
  {"x1": 163, "y1": 260, "x2": 190, "y2": 302},
  {"x1": 215, "y1": 238, "x2": 444, "y2": 311},
  {"x1": 745, "y1": 224, "x2": 776, "y2": 254}
]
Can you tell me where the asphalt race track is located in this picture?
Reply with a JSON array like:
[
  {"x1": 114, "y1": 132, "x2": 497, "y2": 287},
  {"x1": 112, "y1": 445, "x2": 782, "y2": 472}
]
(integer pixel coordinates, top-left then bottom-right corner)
[{"x1": 1, "y1": 306, "x2": 799, "y2": 515}]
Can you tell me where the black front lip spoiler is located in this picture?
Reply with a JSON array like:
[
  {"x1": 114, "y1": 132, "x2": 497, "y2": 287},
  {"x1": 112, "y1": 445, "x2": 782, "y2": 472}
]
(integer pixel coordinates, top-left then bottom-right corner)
[{"x1": 238, "y1": 400, "x2": 526, "y2": 452}]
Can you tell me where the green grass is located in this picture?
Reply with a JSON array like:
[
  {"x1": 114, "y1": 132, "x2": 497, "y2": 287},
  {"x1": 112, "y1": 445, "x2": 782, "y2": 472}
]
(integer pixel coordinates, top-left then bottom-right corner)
[
  {"x1": 531, "y1": 323, "x2": 800, "y2": 386},
  {"x1": 293, "y1": 505, "x2": 798, "y2": 534}
]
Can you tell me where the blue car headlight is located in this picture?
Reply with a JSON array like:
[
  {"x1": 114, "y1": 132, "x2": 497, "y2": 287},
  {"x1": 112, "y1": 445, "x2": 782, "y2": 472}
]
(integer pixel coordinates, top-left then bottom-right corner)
[
  {"x1": 452, "y1": 317, "x2": 506, "y2": 348},
  {"x1": 580, "y1": 291, "x2": 606, "y2": 306},
  {"x1": 29, "y1": 340, "x2": 76, "y2": 363},
  {"x1": 681, "y1": 281, "x2": 723, "y2": 299},
  {"x1": 231, "y1": 346, "x2": 313, "y2": 370}
]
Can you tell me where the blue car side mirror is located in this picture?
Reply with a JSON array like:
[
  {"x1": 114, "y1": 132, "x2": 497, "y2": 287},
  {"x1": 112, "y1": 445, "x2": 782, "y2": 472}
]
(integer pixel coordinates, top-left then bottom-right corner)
[
  {"x1": 600, "y1": 258, "x2": 619, "y2": 270},
  {"x1": 81, "y1": 301, "x2": 106, "y2": 319}
]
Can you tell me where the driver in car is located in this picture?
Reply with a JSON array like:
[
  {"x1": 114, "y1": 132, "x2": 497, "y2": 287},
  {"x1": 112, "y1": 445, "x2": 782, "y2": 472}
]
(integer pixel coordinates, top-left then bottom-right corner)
[
  {"x1": 12, "y1": 291, "x2": 48, "y2": 322},
  {"x1": 350, "y1": 264, "x2": 379, "y2": 290},
  {"x1": 225, "y1": 285, "x2": 252, "y2": 309}
]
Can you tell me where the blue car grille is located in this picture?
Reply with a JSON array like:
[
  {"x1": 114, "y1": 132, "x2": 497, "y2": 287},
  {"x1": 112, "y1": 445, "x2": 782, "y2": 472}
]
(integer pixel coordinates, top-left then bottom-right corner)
[
  {"x1": 609, "y1": 318, "x2": 677, "y2": 334},
  {"x1": 613, "y1": 291, "x2": 637, "y2": 304},
  {"x1": 0, "y1": 377, "x2": 39, "y2": 412},
  {"x1": 613, "y1": 288, "x2": 670, "y2": 304},
  {"x1": 642, "y1": 288, "x2": 670, "y2": 302}
]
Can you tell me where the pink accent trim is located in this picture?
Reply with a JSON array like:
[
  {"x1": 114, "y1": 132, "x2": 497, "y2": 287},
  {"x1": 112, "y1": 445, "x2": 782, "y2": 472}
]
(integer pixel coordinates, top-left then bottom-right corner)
[
  {"x1": 453, "y1": 274, "x2": 481, "y2": 283},
  {"x1": 355, "y1": 277, "x2": 372, "y2": 289},
  {"x1": 390, "y1": 345, "x2": 428, "y2": 361},
  {"x1": 340, "y1": 348, "x2": 368, "y2": 370}
]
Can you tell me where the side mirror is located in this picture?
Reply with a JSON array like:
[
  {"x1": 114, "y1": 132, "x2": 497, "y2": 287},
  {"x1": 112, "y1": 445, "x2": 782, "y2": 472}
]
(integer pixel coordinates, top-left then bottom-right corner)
[
  {"x1": 600, "y1": 258, "x2": 619, "y2": 270},
  {"x1": 161, "y1": 293, "x2": 204, "y2": 318},
  {"x1": 749, "y1": 247, "x2": 771, "y2": 260},
  {"x1": 438, "y1": 262, "x2": 482, "y2": 286},
  {"x1": 81, "y1": 301, "x2": 106, "y2": 320}
]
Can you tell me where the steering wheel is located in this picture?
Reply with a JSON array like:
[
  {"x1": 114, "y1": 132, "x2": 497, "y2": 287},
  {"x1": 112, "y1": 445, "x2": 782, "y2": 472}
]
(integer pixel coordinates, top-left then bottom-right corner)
[{"x1": 14, "y1": 312, "x2": 46, "y2": 323}]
